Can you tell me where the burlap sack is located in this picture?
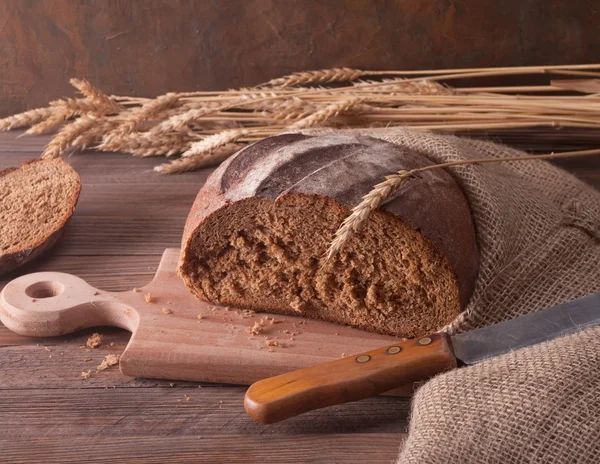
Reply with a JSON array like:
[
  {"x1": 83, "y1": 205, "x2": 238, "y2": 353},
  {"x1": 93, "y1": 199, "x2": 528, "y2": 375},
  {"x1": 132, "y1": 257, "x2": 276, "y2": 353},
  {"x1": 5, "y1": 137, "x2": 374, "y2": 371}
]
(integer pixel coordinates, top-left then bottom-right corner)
[{"x1": 302, "y1": 128, "x2": 600, "y2": 463}]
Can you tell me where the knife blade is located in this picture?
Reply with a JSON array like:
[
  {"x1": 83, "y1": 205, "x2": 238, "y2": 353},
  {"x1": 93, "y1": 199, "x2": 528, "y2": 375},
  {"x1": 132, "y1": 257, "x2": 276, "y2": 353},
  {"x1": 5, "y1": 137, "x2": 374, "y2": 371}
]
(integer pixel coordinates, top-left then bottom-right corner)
[{"x1": 244, "y1": 292, "x2": 600, "y2": 424}]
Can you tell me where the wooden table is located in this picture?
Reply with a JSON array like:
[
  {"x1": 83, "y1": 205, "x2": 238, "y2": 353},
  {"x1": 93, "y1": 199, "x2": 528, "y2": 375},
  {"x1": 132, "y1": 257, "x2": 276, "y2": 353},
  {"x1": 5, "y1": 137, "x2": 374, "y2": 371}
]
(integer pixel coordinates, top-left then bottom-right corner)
[{"x1": 1, "y1": 131, "x2": 598, "y2": 463}]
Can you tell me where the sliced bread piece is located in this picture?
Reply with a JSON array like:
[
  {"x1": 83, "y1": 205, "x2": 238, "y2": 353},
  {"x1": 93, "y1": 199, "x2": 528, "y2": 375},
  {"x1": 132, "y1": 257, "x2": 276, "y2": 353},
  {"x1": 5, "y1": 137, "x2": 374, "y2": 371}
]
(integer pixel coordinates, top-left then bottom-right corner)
[
  {"x1": 179, "y1": 134, "x2": 479, "y2": 338},
  {"x1": 0, "y1": 158, "x2": 81, "y2": 275}
]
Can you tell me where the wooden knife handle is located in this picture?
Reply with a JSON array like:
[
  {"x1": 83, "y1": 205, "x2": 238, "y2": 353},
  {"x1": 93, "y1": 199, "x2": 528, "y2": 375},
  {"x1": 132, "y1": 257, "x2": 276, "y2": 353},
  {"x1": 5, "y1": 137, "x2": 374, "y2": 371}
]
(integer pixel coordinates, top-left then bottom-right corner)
[{"x1": 244, "y1": 333, "x2": 456, "y2": 424}]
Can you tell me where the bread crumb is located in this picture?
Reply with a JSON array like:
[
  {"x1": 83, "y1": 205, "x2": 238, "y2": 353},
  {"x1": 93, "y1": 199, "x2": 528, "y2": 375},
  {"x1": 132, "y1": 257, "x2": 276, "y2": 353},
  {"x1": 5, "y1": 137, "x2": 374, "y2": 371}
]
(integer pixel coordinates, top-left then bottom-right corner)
[
  {"x1": 86, "y1": 333, "x2": 103, "y2": 349},
  {"x1": 265, "y1": 339, "x2": 279, "y2": 347},
  {"x1": 290, "y1": 297, "x2": 306, "y2": 313},
  {"x1": 133, "y1": 287, "x2": 141, "y2": 292},
  {"x1": 162, "y1": 308, "x2": 172, "y2": 315},
  {"x1": 241, "y1": 309, "x2": 256, "y2": 318},
  {"x1": 341, "y1": 352, "x2": 347, "y2": 358},
  {"x1": 185, "y1": 394, "x2": 191, "y2": 402},
  {"x1": 196, "y1": 314, "x2": 204, "y2": 320},
  {"x1": 109, "y1": 342, "x2": 115, "y2": 347},
  {"x1": 169, "y1": 383, "x2": 175, "y2": 387},
  {"x1": 97, "y1": 354, "x2": 120, "y2": 371},
  {"x1": 44, "y1": 346, "x2": 52, "y2": 352},
  {"x1": 245, "y1": 321, "x2": 263, "y2": 335},
  {"x1": 145, "y1": 293, "x2": 153, "y2": 303},
  {"x1": 81, "y1": 370, "x2": 91, "y2": 380}
]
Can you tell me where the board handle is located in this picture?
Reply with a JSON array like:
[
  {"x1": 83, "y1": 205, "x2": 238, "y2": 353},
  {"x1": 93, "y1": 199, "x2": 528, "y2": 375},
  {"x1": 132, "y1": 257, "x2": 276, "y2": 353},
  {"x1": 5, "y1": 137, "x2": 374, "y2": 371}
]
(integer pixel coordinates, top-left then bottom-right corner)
[
  {"x1": 0, "y1": 271, "x2": 138, "y2": 337},
  {"x1": 244, "y1": 333, "x2": 457, "y2": 424}
]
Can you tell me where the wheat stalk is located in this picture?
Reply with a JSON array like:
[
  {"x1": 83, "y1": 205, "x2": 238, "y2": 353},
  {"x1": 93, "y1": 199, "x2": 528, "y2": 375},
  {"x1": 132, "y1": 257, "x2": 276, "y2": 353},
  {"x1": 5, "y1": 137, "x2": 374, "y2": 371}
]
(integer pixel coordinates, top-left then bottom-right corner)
[
  {"x1": 0, "y1": 107, "x2": 55, "y2": 131},
  {"x1": 264, "y1": 67, "x2": 367, "y2": 87},
  {"x1": 41, "y1": 116, "x2": 119, "y2": 159},
  {"x1": 181, "y1": 128, "x2": 249, "y2": 158},
  {"x1": 327, "y1": 148, "x2": 600, "y2": 259},
  {"x1": 70, "y1": 78, "x2": 123, "y2": 114},
  {"x1": 352, "y1": 78, "x2": 454, "y2": 95},
  {"x1": 23, "y1": 109, "x2": 73, "y2": 135},
  {"x1": 116, "y1": 93, "x2": 182, "y2": 134},
  {"x1": 154, "y1": 143, "x2": 242, "y2": 174},
  {"x1": 289, "y1": 98, "x2": 366, "y2": 129},
  {"x1": 98, "y1": 131, "x2": 200, "y2": 157}
]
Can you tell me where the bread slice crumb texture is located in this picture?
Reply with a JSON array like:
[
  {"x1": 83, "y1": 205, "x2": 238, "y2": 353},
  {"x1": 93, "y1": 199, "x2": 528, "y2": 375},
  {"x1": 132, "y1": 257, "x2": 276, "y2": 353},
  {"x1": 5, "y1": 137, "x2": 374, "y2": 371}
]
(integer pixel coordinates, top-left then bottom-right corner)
[
  {"x1": 180, "y1": 193, "x2": 460, "y2": 338},
  {"x1": 0, "y1": 159, "x2": 80, "y2": 264}
]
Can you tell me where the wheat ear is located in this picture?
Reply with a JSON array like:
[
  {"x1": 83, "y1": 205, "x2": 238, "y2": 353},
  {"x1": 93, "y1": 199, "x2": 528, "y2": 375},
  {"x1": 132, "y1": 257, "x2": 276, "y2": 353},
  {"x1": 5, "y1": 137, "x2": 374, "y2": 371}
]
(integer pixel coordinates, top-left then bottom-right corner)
[
  {"x1": 41, "y1": 116, "x2": 119, "y2": 159},
  {"x1": 70, "y1": 78, "x2": 123, "y2": 113},
  {"x1": 154, "y1": 143, "x2": 242, "y2": 174},
  {"x1": 117, "y1": 93, "x2": 182, "y2": 134},
  {"x1": 289, "y1": 98, "x2": 366, "y2": 129},
  {"x1": 0, "y1": 107, "x2": 55, "y2": 131},
  {"x1": 327, "y1": 148, "x2": 600, "y2": 259},
  {"x1": 181, "y1": 128, "x2": 249, "y2": 158},
  {"x1": 264, "y1": 67, "x2": 367, "y2": 87},
  {"x1": 97, "y1": 131, "x2": 200, "y2": 157},
  {"x1": 327, "y1": 171, "x2": 411, "y2": 260}
]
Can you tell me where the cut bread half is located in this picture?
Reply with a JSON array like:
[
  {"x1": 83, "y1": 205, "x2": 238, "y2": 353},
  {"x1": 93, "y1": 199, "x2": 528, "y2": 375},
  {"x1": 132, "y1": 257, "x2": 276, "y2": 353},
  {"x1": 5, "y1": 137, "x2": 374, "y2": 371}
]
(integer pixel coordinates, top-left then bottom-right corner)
[
  {"x1": 179, "y1": 134, "x2": 479, "y2": 338},
  {"x1": 0, "y1": 158, "x2": 81, "y2": 275}
]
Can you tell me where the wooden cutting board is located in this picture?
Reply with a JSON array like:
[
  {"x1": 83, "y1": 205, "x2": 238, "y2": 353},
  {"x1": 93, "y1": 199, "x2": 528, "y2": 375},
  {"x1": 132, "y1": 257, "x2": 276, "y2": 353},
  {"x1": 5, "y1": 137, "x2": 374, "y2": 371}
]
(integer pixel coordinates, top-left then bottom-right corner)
[{"x1": 0, "y1": 248, "x2": 410, "y2": 393}]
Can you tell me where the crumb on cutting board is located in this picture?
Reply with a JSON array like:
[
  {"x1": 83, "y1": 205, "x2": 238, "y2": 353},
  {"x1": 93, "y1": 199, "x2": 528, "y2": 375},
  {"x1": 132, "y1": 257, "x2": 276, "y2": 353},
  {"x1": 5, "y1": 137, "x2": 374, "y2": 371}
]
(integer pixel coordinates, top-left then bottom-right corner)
[
  {"x1": 86, "y1": 333, "x2": 103, "y2": 349},
  {"x1": 341, "y1": 352, "x2": 347, "y2": 358},
  {"x1": 97, "y1": 354, "x2": 120, "y2": 371},
  {"x1": 196, "y1": 314, "x2": 204, "y2": 320},
  {"x1": 81, "y1": 369, "x2": 92, "y2": 380},
  {"x1": 133, "y1": 287, "x2": 141, "y2": 292},
  {"x1": 145, "y1": 293, "x2": 153, "y2": 303},
  {"x1": 265, "y1": 339, "x2": 279, "y2": 347},
  {"x1": 245, "y1": 321, "x2": 263, "y2": 335},
  {"x1": 162, "y1": 308, "x2": 172, "y2": 315}
]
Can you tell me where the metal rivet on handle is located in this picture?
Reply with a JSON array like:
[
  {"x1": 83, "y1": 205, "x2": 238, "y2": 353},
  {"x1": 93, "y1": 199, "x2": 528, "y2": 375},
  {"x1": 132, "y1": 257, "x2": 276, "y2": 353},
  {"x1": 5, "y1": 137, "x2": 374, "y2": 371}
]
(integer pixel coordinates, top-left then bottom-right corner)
[
  {"x1": 386, "y1": 346, "x2": 402, "y2": 355},
  {"x1": 356, "y1": 355, "x2": 371, "y2": 363},
  {"x1": 417, "y1": 337, "x2": 433, "y2": 346}
]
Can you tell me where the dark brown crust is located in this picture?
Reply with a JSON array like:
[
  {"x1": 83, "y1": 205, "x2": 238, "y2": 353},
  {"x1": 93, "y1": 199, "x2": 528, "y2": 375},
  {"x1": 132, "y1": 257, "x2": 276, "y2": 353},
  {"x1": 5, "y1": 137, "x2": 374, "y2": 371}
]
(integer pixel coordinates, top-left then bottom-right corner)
[
  {"x1": 0, "y1": 158, "x2": 81, "y2": 276},
  {"x1": 181, "y1": 134, "x2": 479, "y2": 309}
]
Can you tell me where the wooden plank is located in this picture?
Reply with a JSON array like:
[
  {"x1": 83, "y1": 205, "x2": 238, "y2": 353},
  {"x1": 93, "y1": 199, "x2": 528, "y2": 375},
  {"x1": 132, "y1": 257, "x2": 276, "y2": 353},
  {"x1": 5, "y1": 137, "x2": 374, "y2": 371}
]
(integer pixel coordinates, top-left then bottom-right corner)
[
  {"x1": 0, "y1": 254, "x2": 159, "y2": 292},
  {"x1": 0, "y1": 434, "x2": 406, "y2": 464},
  {"x1": 0, "y1": 388, "x2": 409, "y2": 435},
  {"x1": 58, "y1": 217, "x2": 185, "y2": 256}
]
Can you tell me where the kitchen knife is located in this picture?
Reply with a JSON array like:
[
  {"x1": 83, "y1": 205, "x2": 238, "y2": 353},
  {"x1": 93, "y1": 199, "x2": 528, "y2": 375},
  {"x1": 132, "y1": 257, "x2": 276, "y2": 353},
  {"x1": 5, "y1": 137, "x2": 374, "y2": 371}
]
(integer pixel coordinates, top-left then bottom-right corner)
[{"x1": 244, "y1": 292, "x2": 600, "y2": 424}]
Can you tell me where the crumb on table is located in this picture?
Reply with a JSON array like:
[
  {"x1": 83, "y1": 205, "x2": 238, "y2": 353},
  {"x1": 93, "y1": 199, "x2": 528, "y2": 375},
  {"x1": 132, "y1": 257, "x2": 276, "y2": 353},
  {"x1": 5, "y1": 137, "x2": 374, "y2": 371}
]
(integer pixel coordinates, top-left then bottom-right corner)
[
  {"x1": 86, "y1": 333, "x2": 103, "y2": 349},
  {"x1": 162, "y1": 308, "x2": 172, "y2": 315},
  {"x1": 97, "y1": 354, "x2": 121, "y2": 371},
  {"x1": 145, "y1": 293, "x2": 153, "y2": 303},
  {"x1": 81, "y1": 370, "x2": 92, "y2": 380},
  {"x1": 265, "y1": 339, "x2": 279, "y2": 347}
]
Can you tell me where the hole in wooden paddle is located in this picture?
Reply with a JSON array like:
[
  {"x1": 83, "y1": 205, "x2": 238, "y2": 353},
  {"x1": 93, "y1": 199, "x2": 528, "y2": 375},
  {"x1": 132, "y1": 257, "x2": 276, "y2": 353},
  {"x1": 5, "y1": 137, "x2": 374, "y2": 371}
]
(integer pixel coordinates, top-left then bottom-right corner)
[{"x1": 25, "y1": 281, "x2": 65, "y2": 299}]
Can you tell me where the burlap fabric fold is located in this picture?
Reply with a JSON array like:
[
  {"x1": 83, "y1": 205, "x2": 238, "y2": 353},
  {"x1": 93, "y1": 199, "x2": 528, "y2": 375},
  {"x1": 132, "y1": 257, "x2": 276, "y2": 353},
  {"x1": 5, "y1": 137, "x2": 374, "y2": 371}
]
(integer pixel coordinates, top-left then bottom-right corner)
[{"x1": 301, "y1": 128, "x2": 600, "y2": 463}]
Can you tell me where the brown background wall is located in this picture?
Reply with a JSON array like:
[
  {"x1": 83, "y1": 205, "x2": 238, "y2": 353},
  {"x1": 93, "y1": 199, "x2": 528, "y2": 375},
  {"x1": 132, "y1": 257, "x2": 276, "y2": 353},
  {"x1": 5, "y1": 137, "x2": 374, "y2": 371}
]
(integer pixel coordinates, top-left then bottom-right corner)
[{"x1": 1, "y1": 0, "x2": 599, "y2": 116}]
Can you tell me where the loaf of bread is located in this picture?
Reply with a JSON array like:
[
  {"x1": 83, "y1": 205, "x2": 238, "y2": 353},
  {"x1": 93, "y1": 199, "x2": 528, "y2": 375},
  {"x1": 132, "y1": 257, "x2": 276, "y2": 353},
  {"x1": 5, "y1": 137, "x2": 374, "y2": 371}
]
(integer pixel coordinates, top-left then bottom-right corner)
[
  {"x1": 179, "y1": 134, "x2": 479, "y2": 337},
  {"x1": 0, "y1": 158, "x2": 81, "y2": 276}
]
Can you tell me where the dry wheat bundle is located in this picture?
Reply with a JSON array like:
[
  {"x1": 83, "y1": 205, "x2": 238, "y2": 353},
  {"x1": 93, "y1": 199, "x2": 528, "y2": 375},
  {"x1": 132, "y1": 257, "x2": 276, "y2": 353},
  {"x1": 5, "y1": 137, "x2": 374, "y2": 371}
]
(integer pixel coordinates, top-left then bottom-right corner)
[
  {"x1": 2, "y1": 65, "x2": 600, "y2": 256},
  {"x1": 2, "y1": 64, "x2": 600, "y2": 175}
]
